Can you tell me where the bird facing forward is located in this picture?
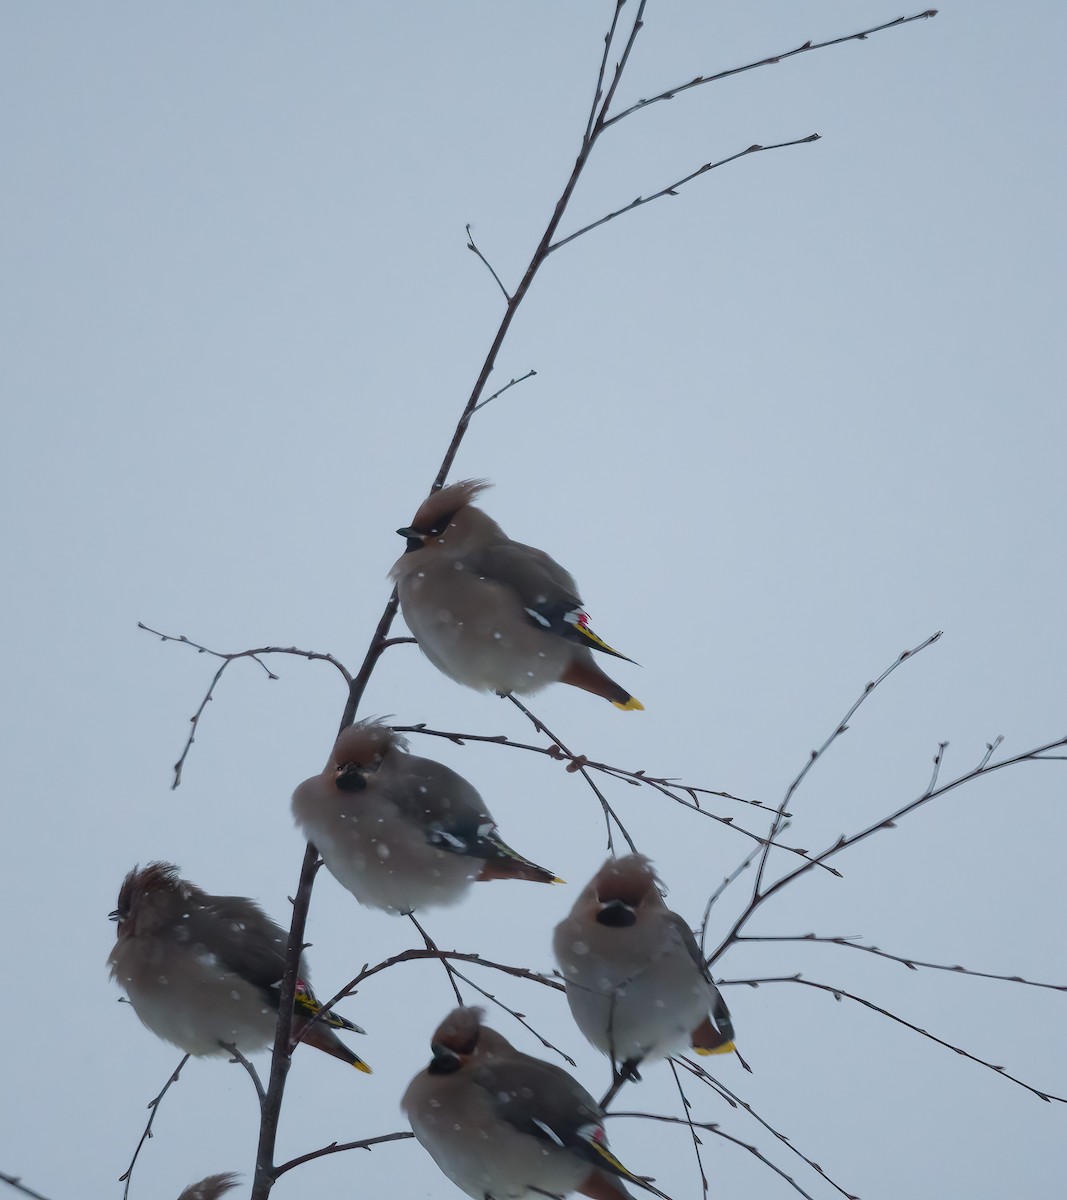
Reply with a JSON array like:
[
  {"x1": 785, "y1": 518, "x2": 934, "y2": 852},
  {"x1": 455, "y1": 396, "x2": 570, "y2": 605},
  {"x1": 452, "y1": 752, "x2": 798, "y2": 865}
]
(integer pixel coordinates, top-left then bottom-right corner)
[
  {"x1": 391, "y1": 480, "x2": 643, "y2": 710},
  {"x1": 108, "y1": 862, "x2": 369, "y2": 1071},
  {"x1": 292, "y1": 719, "x2": 560, "y2": 914},
  {"x1": 553, "y1": 854, "x2": 735, "y2": 1070},
  {"x1": 402, "y1": 1006, "x2": 670, "y2": 1200}
]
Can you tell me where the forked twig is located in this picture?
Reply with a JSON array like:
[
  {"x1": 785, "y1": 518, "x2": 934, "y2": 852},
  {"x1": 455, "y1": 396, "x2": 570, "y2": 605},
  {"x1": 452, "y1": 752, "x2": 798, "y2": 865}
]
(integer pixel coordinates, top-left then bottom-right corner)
[{"x1": 505, "y1": 694, "x2": 637, "y2": 853}]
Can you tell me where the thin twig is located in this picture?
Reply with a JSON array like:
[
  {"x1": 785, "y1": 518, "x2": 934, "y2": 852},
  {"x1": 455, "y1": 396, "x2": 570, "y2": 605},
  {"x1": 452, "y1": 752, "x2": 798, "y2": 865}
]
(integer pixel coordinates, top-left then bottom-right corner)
[
  {"x1": 408, "y1": 912, "x2": 464, "y2": 1005},
  {"x1": 609, "y1": 1113, "x2": 820, "y2": 1200},
  {"x1": 138, "y1": 624, "x2": 355, "y2": 789},
  {"x1": 222, "y1": 1042, "x2": 266, "y2": 1108},
  {"x1": 505, "y1": 694, "x2": 637, "y2": 853},
  {"x1": 550, "y1": 135, "x2": 820, "y2": 253},
  {"x1": 119, "y1": 1055, "x2": 189, "y2": 1198},
  {"x1": 707, "y1": 732, "x2": 1067, "y2": 965},
  {"x1": 976, "y1": 735, "x2": 1004, "y2": 771},
  {"x1": 471, "y1": 369, "x2": 538, "y2": 413},
  {"x1": 736, "y1": 933, "x2": 1067, "y2": 993},
  {"x1": 926, "y1": 740, "x2": 948, "y2": 794},
  {"x1": 722, "y1": 975, "x2": 1067, "y2": 1104},
  {"x1": 676, "y1": 1056, "x2": 858, "y2": 1199},
  {"x1": 274, "y1": 1132, "x2": 415, "y2": 1176},
  {"x1": 699, "y1": 844, "x2": 763, "y2": 956},
  {"x1": 584, "y1": 0, "x2": 625, "y2": 144},
  {"x1": 466, "y1": 223, "x2": 511, "y2": 301},
  {"x1": 752, "y1": 631, "x2": 943, "y2": 900},
  {"x1": 604, "y1": 10, "x2": 939, "y2": 128},
  {"x1": 395, "y1": 722, "x2": 838, "y2": 872},
  {"x1": 451, "y1": 967, "x2": 577, "y2": 1066},
  {"x1": 668, "y1": 1058, "x2": 708, "y2": 1196},
  {"x1": 0, "y1": 1173, "x2": 52, "y2": 1200}
]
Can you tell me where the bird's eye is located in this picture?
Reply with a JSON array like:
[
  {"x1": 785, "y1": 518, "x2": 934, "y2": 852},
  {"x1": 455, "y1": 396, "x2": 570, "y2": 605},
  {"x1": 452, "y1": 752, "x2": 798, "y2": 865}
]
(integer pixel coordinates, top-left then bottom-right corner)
[{"x1": 427, "y1": 511, "x2": 457, "y2": 537}]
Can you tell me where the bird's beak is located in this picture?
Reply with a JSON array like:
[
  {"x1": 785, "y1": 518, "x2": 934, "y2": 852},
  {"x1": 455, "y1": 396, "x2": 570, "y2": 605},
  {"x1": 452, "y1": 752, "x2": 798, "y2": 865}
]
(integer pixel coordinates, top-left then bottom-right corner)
[
  {"x1": 428, "y1": 1044, "x2": 464, "y2": 1074},
  {"x1": 596, "y1": 899, "x2": 637, "y2": 928},
  {"x1": 396, "y1": 526, "x2": 424, "y2": 553},
  {"x1": 108, "y1": 909, "x2": 121, "y2": 922}
]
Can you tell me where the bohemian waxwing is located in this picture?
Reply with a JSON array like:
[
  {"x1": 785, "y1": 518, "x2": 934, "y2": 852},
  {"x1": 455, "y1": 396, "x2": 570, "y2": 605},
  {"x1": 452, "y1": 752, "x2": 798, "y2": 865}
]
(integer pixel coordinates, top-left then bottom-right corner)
[
  {"x1": 292, "y1": 720, "x2": 561, "y2": 914},
  {"x1": 553, "y1": 855, "x2": 735, "y2": 1069},
  {"x1": 177, "y1": 1175, "x2": 239, "y2": 1200},
  {"x1": 402, "y1": 1007, "x2": 669, "y2": 1200},
  {"x1": 108, "y1": 863, "x2": 370, "y2": 1071},
  {"x1": 391, "y1": 480, "x2": 643, "y2": 710}
]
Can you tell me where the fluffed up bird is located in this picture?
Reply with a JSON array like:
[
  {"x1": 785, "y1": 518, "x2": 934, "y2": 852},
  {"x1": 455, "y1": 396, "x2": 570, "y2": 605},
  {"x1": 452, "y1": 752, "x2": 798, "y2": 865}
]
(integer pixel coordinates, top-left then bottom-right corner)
[
  {"x1": 108, "y1": 863, "x2": 370, "y2": 1071},
  {"x1": 292, "y1": 720, "x2": 561, "y2": 914},
  {"x1": 553, "y1": 854, "x2": 735, "y2": 1069},
  {"x1": 391, "y1": 480, "x2": 643, "y2": 710},
  {"x1": 177, "y1": 1174, "x2": 240, "y2": 1200},
  {"x1": 403, "y1": 1006, "x2": 670, "y2": 1200}
]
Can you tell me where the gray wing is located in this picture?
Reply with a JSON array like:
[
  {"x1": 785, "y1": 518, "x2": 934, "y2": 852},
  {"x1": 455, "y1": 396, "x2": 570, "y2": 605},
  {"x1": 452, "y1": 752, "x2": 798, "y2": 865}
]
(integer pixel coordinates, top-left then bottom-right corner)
[
  {"x1": 466, "y1": 540, "x2": 583, "y2": 615},
  {"x1": 184, "y1": 894, "x2": 294, "y2": 993},
  {"x1": 666, "y1": 912, "x2": 734, "y2": 1043}
]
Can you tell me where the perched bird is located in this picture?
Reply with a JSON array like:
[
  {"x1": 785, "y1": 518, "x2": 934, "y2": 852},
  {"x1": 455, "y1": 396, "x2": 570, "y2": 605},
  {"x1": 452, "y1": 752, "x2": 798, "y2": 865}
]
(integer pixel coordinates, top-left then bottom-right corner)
[
  {"x1": 292, "y1": 720, "x2": 560, "y2": 914},
  {"x1": 403, "y1": 1007, "x2": 669, "y2": 1200},
  {"x1": 177, "y1": 1174, "x2": 240, "y2": 1200},
  {"x1": 391, "y1": 480, "x2": 643, "y2": 710},
  {"x1": 108, "y1": 863, "x2": 370, "y2": 1071},
  {"x1": 553, "y1": 855, "x2": 735, "y2": 1069}
]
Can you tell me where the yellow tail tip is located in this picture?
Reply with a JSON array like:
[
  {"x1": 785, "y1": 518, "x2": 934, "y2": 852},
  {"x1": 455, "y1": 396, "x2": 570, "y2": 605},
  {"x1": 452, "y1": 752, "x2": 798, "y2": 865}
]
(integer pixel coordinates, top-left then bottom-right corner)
[
  {"x1": 694, "y1": 1040, "x2": 736, "y2": 1057},
  {"x1": 551, "y1": 875, "x2": 567, "y2": 885},
  {"x1": 352, "y1": 1059, "x2": 373, "y2": 1074},
  {"x1": 612, "y1": 696, "x2": 644, "y2": 711}
]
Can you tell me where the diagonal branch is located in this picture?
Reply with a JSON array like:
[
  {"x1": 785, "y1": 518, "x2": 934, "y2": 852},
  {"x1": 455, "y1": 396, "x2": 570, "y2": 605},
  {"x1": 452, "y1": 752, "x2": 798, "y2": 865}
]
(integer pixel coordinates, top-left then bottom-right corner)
[
  {"x1": 550, "y1": 135, "x2": 819, "y2": 253},
  {"x1": 466, "y1": 223, "x2": 511, "y2": 302},
  {"x1": 505, "y1": 693, "x2": 637, "y2": 853},
  {"x1": 609, "y1": 1112, "x2": 821, "y2": 1200},
  {"x1": 752, "y1": 631, "x2": 943, "y2": 899},
  {"x1": 675, "y1": 1056, "x2": 858, "y2": 1199},
  {"x1": 0, "y1": 1174, "x2": 53, "y2": 1200},
  {"x1": 722, "y1": 975, "x2": 1067, "y2": 1104},
  {"x1": 604, "y1": 9, "x2": 939, "y2": 128},
  {"x1": 119, "y1": 1054, "x2": 189, "y2": 1199}
]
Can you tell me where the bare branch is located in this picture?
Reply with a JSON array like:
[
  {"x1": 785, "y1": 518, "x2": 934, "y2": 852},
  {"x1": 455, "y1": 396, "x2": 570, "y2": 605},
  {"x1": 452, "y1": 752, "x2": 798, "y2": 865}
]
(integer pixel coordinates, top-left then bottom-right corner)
[
  {"x1": 138, "y1": 623, "x2": 355, "y2": 789},
  {"x1": 505, "y1": 693, "x2": 637, "y2": 853},
  {"x1": 604, "y1": 9, "x2": 939, "y2": 128},
  {"x1": 609, "y1": 1112, "x2": 821, "y2": 1200},
  {"x1": 222, "y1": 1042, "x2": 266, "y2": 1108},
  {"x1": 752, "y1": 631, "x2": 943, "y2": 899},
  {"x1": 584, "y1": 0, "x2": 626, "y2": 143},
  {"x1": 667, "y1": 1058, "x2": 708, "y2": 1196},
  {"x1": 676, "y1": 1056, "x2": 858, "y2": 1199},
  {"x1": 723, "y1": 975, "x2": 1067, "y2": 1104},
  {"x1": 709, "y1": 731, "x2": 1067, "y2": 966},
  {"x1": 466, "y1": 223, "x2": 511, "y2": 302},
  {"x1": 291, "y1": 948, "x2": 562, "y2": 1056},
  {"x1": 0, "y1": 1173, "x2": 53, "y2": 1200},
  {"x1": 119, "y1": 1054, "x2": 189, "y2": 1199},
  {"x1": 472, "y1": 369, "x2": 538, "y2": 414},
  {"x1": 699, "y1": 845, "x2": 762, "y2": 955},
  {"x1": 408, "y1": 912, "x2": 464, "y2": 1006},
  {"x1": 550, "y1": 135, "x2": 819, "y2": 253},
  {"x1": 395, "y1": 722, "x2": 838, "y2": 872},
  {"x1": 737, "y1": 933, "x2": 1067, "y2": 993},
  {"x1": 274, "y1": 1132, "x2": 415, "y2": 1177},
  {"x1": 450, "y1": 967, "x2": 576, "y2": 1067},
  {"x1": 926, "y1": 740, "x2": 948, "y2": 794}
]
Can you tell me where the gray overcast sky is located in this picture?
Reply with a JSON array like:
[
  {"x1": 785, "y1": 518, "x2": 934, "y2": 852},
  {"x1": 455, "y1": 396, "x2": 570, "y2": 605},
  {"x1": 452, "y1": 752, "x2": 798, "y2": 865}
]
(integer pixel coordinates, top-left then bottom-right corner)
[{"x1": 2, "y1": 3, "x2": 1065, "y2": 1199}]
